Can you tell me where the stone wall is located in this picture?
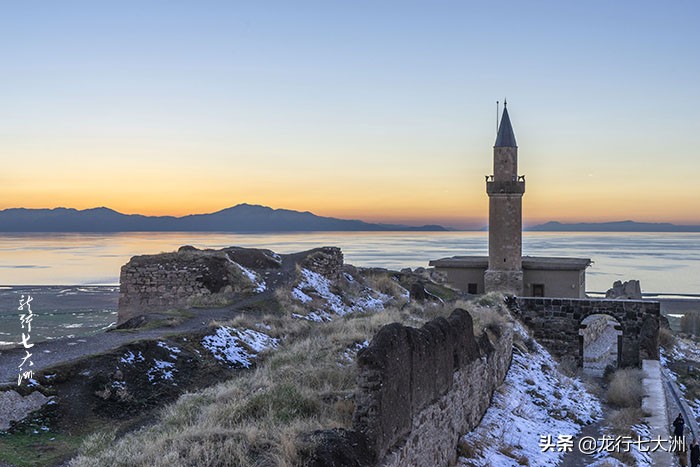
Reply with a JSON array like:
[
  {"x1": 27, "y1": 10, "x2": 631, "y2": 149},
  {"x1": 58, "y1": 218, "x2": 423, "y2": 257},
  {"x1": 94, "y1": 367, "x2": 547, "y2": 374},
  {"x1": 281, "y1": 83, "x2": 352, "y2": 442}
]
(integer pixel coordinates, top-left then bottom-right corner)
[
  {"x1": 117, "y1": 246, "x2": 344, "y2": 325},
  {"x1": 515, "y1": 297, "x2": 660, "y2": 367},
  {"x1": 301, "y1": 247, "x2": 343, "y2": 281},
  {"x1": 485, "y1": 269, "x2": 523, "y2": 296},
  {"x1": 117, "y1": 246, "x2": 274, "y2": 324},
  {"x1": 351, "y1": 309, "x2": 513, "y2": 465}
]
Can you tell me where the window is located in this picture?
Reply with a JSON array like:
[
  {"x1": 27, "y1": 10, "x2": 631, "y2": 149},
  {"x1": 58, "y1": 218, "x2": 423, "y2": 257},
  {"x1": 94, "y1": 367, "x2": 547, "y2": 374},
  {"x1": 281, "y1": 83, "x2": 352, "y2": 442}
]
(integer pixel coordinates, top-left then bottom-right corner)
[
  {"x1": 468, "y1": 283, "x2": 478, "y2": 294},
  {"x1": 532, "y1": 284, "x2": 545, "y2": 297}
]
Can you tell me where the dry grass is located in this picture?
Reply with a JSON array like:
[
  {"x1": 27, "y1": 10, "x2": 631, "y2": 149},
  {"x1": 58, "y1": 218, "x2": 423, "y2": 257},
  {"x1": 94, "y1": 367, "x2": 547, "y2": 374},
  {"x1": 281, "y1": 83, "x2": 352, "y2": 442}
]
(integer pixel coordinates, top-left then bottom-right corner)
[
  {"x1": 497, "y1": 444, "x2": 529, "y2": 465},
  {"x1": 659, "y1": 326, "x2": 677, "y2": 350},
  {"x1": 606, "y1": 368, "x2": 644, "y2": 408},
  {"x1": 557, "y1": 356, "x2": 580, "y2": 378},
  {"x1": 606, "y1": 407, "x2": 646, "y2": 465},
  {"x1": 362, "y1": 272, "x2": 409, "y2": 305},
  {"x1": 71, "y1": 289, "x2": 512, "y2": 467}
]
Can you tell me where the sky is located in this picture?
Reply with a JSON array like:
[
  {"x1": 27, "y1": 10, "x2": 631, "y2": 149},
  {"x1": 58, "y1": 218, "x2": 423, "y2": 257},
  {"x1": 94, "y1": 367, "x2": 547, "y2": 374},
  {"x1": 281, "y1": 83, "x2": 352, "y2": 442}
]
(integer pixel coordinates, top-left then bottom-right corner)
[{"x1": 1, "y1": 1, "x2": 699, "y2": 229}]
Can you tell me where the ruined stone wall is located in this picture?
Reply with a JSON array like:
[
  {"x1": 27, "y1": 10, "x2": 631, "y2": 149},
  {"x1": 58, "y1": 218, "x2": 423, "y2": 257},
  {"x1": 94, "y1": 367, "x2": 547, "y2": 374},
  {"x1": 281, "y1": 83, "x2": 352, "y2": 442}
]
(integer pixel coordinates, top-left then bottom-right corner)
[
  {"x1": 516, "y1": 297, "x2": 660, "y2": 367},
  {"x1": 117, "y1": 246, "x2": 339, "y2": 325},
  {"x1": 117, "y1": 248, "x2": 255, "y2": 324},
  {"x1": 301, "y1": 247, "x2": 343, "y2": 281},
  {"x1": 352, "y1": 309, "x2": 513, "y2": 465}
]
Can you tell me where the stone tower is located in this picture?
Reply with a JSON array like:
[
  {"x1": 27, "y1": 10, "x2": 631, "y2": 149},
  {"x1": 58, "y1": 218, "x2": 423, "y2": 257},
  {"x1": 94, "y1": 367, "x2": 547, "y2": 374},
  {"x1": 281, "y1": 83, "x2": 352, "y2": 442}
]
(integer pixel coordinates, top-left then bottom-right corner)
[{"x1": 484, "y1": 101, "x2": 525, "y2": 295}]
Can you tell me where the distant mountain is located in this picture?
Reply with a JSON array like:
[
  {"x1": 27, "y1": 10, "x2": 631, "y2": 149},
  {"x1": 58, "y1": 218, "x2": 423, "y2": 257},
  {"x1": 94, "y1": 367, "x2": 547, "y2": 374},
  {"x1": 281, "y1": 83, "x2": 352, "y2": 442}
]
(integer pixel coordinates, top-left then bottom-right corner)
[
  {"x1": 528, "y1": 220, "x2": 700, "y2": 232},
  {"x1": 0, "y1": 204, "x2": 450, "y2": 232}
]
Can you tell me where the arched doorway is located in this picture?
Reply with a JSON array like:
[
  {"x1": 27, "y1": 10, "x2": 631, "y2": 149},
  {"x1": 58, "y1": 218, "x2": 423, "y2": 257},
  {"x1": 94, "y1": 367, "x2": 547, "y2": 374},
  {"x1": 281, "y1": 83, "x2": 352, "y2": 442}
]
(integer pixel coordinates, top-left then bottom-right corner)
[{"x1": 579, "y1": 314, "x2": 623, "y2": 376}]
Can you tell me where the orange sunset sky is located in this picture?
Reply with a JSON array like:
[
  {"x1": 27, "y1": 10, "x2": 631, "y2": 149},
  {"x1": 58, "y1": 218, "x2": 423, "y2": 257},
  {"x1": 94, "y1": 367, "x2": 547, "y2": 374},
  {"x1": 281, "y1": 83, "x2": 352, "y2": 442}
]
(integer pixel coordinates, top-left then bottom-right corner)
[{"x1": 2, "y1": 2, "x2": 699, "y2": 230}]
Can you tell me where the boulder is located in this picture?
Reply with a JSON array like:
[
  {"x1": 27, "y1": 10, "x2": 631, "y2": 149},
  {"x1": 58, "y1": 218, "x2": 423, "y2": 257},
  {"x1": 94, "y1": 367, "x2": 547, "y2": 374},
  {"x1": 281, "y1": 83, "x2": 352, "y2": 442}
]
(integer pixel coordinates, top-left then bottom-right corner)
[
  {"x1": 605, "y1": 280, "x2": 643, "y2": 299},
  {"x1": 0, "y1": 390, "x2": 52, "y2": 431}
]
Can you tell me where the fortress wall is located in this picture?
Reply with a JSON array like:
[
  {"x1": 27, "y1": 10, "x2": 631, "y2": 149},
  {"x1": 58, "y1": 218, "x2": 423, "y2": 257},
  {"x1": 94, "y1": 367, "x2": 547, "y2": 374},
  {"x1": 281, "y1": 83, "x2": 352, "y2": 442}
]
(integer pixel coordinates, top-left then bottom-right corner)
[
  {"x1": 352, "y1": 309, "x2": 513, "y2": 466},
  {"x1": 515, "y1": 297, "x2": 660, "y2": 367},
  {"x1": 300, "y1": 247, "x2": 344, "y2": 281},
  {"x1": 117, "y1": 250, "x2": 248, "y2": 324},
  {"x1": 117, "y1": 246, "x2": 342, "y2": 325}
]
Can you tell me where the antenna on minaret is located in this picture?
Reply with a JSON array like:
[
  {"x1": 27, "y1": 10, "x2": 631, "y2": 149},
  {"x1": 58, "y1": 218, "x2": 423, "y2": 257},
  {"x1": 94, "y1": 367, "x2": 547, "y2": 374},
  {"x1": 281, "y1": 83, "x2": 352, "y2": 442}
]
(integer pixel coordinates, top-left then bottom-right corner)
[{"x1": 496, "y1": 100, "x2": 500, "y2": 133}]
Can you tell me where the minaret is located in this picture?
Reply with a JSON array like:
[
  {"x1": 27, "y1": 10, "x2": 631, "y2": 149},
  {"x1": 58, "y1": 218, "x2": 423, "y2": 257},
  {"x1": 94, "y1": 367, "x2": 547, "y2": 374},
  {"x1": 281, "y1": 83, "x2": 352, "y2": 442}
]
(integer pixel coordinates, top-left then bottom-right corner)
[{"x1": 484, "y1": 101, "x2": 525, "y2": 295}]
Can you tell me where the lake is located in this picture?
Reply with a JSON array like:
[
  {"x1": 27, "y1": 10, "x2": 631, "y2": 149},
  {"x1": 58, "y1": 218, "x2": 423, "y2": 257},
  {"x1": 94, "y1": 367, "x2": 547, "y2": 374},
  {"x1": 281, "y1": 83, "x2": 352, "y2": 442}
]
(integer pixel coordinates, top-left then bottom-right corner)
[
  {"x1": 1, "y1": 231, "x2": 699, "y2": 345},
  {"x1": 1, "y1": 231, "x2": 699, "y2": 293}
]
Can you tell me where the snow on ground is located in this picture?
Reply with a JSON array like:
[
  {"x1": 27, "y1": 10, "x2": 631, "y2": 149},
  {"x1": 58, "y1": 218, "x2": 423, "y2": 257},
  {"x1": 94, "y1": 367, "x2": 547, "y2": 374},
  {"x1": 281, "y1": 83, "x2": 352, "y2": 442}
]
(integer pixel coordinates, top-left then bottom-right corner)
[
  {"x1": 292, "y1": 311, "x2": 332, "y2": 322},
  {"x1": 119, "y1": 350, "x2": 145, "y2": 364},
  {"x1": 201, "y1": 326, "x2": 279, "y2": 368},
  {"x1": 291, "y1": 268, "x2": 388, "y2": 317},
  {"x1": 672, "y1": 337, "x2": 700, "y2": 362},
  {"x1": 340, "y1": 340, "x2": 369, "y2": 364},
  {"x1": 226, "y1": 256, "x2": 267, "y2": 292},
  {"x1": 157, "y1": 341, "x2": 181, "y2": 359},
  {"x1": 147, "y1": 360, "x2": 176, "y2": 382},
  {"x1": 664, "y1": 337, "x2": 700, "y2": 424},
  {"x1": 460, "y1": 322, "x2": 602, "y2": 467},
  {"x1": 292, "y1": 287, "x2": 313, "y2": 303}
]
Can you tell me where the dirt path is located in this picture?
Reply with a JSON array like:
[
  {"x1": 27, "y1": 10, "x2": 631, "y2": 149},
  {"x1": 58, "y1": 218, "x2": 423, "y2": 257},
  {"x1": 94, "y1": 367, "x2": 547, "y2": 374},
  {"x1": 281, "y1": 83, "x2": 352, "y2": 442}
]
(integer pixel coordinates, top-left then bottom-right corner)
[
  {"x1": 559, "y1": 418, "x2": 607, "y2": 466},
  {"x1": 556, "y1": 375, "x2": 607, "y2": 466},
  {"x1": 0, "y1": 293, "x2": 270, "y2": 386},
  {"x1": 0, "y1": 251, "x2": 308, "y2": 386}
]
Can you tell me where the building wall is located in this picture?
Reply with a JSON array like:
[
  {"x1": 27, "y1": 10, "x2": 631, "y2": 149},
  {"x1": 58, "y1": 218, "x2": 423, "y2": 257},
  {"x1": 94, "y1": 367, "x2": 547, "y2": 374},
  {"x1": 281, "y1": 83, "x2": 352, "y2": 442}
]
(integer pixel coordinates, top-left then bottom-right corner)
[
  {"x1": 434, "y1": 265, "x2": 586, "y2": 298},
  {"x1": 523, "y1": 269, "x2": 586, "y2": 298},
  {"x1": 437, "y1": 267, "x2": 486, "y2": 293}
]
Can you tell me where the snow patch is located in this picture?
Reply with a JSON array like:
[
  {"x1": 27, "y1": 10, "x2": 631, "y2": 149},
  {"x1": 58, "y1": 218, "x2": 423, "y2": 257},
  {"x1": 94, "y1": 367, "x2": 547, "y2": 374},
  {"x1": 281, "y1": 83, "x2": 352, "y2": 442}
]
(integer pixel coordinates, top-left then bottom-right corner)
[
  {"x1": 147, "y1": 360, "x2": 176, "y2": 382},
  {"x1": 292, "y1": 287, "x2": 313, "y2": 303},
  {"x1": 226, "y1": 256, "x2": 267, "y2": 292},
  {"x1": 460, "y1": 322, "x2": 602, "y2": 467},
  {"x1": 201, "y1": 327, "x2": 279, "y2": 368},
  {"x1": 292, "y1": 268, "x2": 387, "y2": 317},
  {"x1": 341, "y1": 340, "x2": 369, "y2": 363},
  {"x1": 157, "y1": 341, "x2": 181, "y2": 359},
  {"x1": 292, "y1": 311, "x2": 332, "y2": 322},
  {"x1": 120, "y1": 351, "x2": 145, "y2": 364}
]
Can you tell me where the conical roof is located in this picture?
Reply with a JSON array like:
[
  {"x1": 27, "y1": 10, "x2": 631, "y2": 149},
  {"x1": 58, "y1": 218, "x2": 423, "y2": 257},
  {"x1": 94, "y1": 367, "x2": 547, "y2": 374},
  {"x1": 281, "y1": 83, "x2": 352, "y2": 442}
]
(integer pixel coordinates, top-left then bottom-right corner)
[{"x1": 495, "y1": 105, "x2": 517, "y2": 148}]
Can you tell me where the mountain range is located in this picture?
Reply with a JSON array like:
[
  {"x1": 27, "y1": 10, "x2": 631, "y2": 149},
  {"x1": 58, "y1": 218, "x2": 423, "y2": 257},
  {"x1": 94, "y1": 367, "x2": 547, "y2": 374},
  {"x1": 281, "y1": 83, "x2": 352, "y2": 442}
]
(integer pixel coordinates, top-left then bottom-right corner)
[
  {"x1": 0, "y1": 204, "x2": 449, "y2": 232},
  {"x1": 527, "y1": 220, "x2": 700, "y2": 232}
]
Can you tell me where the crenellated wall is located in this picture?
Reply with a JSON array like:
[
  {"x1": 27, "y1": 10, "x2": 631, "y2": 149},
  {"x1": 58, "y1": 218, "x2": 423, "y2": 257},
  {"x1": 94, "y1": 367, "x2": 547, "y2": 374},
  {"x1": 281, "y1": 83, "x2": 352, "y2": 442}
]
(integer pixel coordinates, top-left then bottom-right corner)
[{"x1": 304, "y1": 309, "x2": 513, "y2": 466}]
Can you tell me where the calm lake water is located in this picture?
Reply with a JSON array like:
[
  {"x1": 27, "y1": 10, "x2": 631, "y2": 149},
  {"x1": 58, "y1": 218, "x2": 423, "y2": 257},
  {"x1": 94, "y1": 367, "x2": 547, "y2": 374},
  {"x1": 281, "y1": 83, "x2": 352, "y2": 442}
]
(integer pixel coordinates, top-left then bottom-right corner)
[{"x1": 0, "y1": 231, "x2": 699, "y2": 345}]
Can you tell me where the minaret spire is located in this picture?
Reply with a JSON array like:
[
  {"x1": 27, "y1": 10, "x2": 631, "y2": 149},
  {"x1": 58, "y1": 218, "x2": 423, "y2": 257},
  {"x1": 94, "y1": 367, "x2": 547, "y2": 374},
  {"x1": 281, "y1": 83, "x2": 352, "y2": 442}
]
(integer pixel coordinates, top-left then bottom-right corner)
[{"x1": 494, "y1": 100, "x2": 517, "y2": 148}]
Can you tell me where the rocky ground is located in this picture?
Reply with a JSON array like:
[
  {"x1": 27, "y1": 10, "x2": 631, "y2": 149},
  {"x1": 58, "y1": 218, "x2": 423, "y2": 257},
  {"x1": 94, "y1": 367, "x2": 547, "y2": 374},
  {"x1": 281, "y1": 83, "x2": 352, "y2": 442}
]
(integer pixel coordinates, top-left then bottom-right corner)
[{"x1": 0, "y1": 245, "x2": 457, "y2": 467}]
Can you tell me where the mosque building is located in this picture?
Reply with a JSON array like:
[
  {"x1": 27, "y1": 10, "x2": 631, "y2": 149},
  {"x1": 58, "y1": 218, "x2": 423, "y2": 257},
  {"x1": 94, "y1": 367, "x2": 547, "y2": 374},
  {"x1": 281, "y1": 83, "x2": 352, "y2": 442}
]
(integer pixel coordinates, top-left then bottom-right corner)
[{"x1": 430, "y1": 102, "x2": 591, "y2": 298}]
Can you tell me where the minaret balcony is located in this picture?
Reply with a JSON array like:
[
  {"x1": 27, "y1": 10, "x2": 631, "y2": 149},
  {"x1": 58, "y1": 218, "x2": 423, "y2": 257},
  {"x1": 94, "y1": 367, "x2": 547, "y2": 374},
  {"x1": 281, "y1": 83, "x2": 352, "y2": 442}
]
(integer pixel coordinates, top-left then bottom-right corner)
[{"x1": 486, "y1": 178, "x2": 525, "y2": 195}]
